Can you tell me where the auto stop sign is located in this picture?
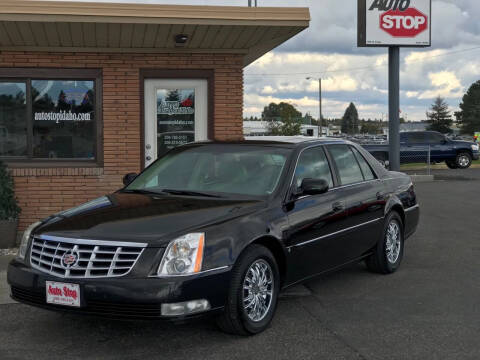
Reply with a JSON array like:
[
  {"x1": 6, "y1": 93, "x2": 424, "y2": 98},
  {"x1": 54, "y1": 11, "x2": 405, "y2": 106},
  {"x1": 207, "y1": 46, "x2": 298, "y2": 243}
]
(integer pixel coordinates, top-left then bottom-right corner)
[{"x1": 358, "y1": 0, "x2": 431, "y2": 47}]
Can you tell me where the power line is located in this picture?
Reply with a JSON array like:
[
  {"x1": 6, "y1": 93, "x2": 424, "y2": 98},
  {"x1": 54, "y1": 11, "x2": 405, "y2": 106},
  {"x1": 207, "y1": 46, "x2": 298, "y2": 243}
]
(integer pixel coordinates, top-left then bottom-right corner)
[{"x1": 245, "y1": 45, "x2": 480, "y2": 78}]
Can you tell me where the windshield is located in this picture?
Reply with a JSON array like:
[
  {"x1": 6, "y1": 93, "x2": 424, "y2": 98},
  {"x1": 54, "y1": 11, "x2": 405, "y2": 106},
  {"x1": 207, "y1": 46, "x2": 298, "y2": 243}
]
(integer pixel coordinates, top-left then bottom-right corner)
[{"x1": 126, "y1": 144, "x2": 291, "y2": 197}]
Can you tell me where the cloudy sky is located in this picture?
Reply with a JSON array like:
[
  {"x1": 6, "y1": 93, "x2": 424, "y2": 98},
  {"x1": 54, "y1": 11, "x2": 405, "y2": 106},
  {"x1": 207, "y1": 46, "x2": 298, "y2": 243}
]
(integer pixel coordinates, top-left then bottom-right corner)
[{"x1": 56, "y1": 0, "x2": 480, "y2": 121}]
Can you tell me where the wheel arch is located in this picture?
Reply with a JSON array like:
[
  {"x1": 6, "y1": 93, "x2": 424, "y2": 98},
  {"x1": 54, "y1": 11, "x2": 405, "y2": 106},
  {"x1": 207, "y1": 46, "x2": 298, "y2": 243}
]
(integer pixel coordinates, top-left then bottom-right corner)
[
  {"x1": 385, "y1": 198, "x2": 405, "y2": 230},
  {"x1": 244, "y1": 235, "x2": 287, "y2": 287}
]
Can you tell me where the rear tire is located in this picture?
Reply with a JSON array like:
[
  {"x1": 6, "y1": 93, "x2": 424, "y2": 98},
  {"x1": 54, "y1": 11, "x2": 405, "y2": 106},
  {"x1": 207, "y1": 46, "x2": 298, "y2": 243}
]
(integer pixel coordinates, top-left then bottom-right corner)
[
  {"x1": 216, "y1": 245, "x2": 280, "y2": 336},
  {"x1": 366, "y1": 212, "x2": 404, "y2": 274},
  {"x1": 456, "y1": 152, "x2": 472, "y2": 169}
]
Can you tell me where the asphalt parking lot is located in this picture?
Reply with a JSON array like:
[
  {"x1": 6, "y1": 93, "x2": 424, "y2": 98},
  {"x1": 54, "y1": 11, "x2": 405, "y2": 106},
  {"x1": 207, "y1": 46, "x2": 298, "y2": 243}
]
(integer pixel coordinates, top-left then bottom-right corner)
[{"x1": 1, "y1": 169, "x2": 479, "y2": 360}]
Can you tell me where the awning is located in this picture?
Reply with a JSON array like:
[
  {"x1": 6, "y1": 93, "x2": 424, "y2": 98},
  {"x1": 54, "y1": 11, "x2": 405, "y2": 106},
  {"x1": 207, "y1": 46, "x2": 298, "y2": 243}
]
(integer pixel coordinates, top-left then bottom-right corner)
[{"x1": 0, "y1": 0, "x2": 310, "y2": 66}]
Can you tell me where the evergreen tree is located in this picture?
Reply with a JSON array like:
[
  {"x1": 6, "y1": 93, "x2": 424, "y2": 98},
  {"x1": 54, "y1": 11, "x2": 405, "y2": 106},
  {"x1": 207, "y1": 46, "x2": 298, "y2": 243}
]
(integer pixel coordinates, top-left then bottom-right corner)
[
  {"x1": 455, "y1": 80, "x2": 480, "y2": 134},
  {"x1": 341, "y1": 102, "x2": 359, "y2": 135},
  {"x1": 0, "y1": 161, "x2": 20, "y2": 220},
  {"x1": 426, "y1": 97, "x2": 452, "y2": 134}
]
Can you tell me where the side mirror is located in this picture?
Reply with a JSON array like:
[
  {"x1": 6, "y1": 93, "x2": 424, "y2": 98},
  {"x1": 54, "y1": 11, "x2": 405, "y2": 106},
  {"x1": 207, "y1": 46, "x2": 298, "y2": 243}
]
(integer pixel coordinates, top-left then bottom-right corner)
[
  {"x1": 123, "y1": 173, "x2": 138, "y2": 186},
  {"x1": 300, "y1": 178, "x2": 329, "y2": 196}
]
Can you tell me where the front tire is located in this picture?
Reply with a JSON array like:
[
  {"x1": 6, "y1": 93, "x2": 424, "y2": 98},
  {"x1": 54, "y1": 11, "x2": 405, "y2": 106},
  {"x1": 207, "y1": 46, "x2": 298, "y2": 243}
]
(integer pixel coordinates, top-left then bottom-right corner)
[
  {"x1": 366, "y1": 212, "x2": 404, "y2": 274},
  {"x1": 216, "y1": 245, "x2": 280, "y2": 336},
  {"x1": 446, "y1": 160, "x2": 458, "y2": 169},
  {"x1": 456, "y1": 152, "x2": 472, "y2": 169}
]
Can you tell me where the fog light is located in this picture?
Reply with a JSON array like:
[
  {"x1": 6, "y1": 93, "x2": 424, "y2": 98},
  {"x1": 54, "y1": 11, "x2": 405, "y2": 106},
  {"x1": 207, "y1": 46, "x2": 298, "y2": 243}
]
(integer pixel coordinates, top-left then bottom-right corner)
[{"x1": 161, "y1": 299, "x2": 210, "y2": 316}]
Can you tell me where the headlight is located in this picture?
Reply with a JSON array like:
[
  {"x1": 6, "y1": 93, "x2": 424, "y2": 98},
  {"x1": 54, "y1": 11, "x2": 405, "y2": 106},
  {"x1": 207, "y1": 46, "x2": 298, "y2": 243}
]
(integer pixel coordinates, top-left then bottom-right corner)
[
  {"x1": 472, "y1": 144, "x2": 479, "y2": 151},
  {"x1": 17, "y1": 221, "x2": 41, "y2": 260},
  {"x1": 157, "y1": 233, "x2": 205, "y2": 276}
]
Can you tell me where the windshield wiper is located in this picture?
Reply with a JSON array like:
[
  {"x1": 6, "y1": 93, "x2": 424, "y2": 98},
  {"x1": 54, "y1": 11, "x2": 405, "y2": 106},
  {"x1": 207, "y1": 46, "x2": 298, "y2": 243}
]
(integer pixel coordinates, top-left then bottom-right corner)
[
  {"x1": 161, "y1": 189, "x2": 222, "y2": 198},
  {"x1": 121, "y1": 189, "x2": 167, "y2": 195}
]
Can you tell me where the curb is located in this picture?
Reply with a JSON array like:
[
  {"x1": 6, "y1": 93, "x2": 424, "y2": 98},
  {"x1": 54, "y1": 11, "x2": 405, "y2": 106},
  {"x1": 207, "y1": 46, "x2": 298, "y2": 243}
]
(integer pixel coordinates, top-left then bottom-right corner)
[{"x1": 0, "y1": 249, "x2": 18, "y2": 257}]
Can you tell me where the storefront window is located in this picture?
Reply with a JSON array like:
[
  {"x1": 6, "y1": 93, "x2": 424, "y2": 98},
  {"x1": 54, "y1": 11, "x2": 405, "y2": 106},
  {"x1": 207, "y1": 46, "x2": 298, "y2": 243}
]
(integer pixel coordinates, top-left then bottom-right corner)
[
  {"x1": 0, "y1": 71, "x2": 100, "y2": 163},
  {"x1": 157, "y1": 89, "x2": 195, "y2": 157},
  {"x1": 32, "y1": 80, "x2": 95, "y2": 159},
  {"x1": 0, "y1": 82, "x2": 27, "y2": 157}
]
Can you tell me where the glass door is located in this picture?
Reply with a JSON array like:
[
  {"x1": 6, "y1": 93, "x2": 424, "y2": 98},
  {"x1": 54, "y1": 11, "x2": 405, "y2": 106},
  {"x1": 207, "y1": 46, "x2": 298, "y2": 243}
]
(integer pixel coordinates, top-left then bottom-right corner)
[{"x1": 144, "y1": 79, "x2": 208, "y2": 167}]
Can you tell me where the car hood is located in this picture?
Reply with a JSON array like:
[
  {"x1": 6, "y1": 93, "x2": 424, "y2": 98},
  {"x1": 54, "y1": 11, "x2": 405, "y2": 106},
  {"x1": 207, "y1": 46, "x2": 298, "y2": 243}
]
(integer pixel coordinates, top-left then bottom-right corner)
[
  {"x1": 451, "y1": 140, "x2": 476, "y2": 147},
  {"x1": 34, "y1": 193, "x2": 264, "y2": 245}
]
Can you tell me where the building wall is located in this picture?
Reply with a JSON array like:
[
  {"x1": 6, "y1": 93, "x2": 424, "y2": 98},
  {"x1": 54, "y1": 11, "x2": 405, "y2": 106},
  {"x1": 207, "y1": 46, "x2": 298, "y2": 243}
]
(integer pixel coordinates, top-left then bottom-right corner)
[{"x1": 0, "y1": 51, "x2": 244, "y2": 231}]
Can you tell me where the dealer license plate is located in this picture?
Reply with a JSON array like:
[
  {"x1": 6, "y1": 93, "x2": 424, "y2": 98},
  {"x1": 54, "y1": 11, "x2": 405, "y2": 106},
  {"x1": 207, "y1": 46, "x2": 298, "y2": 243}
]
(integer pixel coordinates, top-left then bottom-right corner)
[{"x1": 46, "y1": 281, "x2": 81, "y2": 307}]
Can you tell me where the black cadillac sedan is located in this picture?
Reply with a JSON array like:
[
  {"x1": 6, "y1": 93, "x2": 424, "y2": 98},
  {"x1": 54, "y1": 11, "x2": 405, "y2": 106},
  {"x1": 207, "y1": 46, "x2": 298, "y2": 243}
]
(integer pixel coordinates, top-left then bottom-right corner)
[{"x1": 8, "y1": 137, "x2": 419, "y2": 335}]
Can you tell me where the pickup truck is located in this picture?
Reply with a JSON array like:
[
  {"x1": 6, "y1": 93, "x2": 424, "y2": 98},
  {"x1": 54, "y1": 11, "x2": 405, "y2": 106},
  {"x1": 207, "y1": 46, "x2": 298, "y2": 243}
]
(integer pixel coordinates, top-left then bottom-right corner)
[{"x1": 362, "y1": 131, "x2": 480, "y2": 169}]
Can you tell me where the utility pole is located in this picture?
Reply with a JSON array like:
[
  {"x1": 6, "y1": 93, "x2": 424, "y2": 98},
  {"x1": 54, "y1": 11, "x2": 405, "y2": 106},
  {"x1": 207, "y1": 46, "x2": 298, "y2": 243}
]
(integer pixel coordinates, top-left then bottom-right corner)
[{"x1": 307, "y1": 77, "x2": 322, "y2": 137}]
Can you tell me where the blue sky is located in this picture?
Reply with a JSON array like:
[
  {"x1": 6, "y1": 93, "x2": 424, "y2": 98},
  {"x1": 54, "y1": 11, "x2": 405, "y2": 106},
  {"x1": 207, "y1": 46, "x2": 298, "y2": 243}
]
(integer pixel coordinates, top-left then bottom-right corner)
[{"x1": 56, "y1": 0, "x2": 480, "y2": 121}]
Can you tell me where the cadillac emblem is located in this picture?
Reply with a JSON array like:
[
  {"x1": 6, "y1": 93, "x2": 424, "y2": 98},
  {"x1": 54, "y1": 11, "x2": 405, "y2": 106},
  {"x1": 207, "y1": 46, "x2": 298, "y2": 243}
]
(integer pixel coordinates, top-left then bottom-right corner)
[{"x1": 61, "y1": 250, "x2": 79, "y2": 269}]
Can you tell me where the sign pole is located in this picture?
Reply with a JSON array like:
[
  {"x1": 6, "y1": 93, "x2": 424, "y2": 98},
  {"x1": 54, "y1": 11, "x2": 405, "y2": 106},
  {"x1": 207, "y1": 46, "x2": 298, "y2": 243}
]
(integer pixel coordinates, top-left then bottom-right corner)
[
  {"x1": 388, "y1": 46, "x2": 400, "y2": 171},
  {"x1": 319, "y1": 78, "x2": 322, "y2": 137}
]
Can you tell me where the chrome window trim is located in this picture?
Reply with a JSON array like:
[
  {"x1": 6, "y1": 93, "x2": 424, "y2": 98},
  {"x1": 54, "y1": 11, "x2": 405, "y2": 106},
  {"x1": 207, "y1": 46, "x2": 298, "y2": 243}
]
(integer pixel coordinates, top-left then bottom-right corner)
[
  {"x1": 287, "y1": 217, "x2": 384, "y2": 249},
  {"x1": 288, "y1": 143, "x2": 381, "y2": 201},
  {"x1": 35, "y1": 234, "x2": 148, "y2": 248}
]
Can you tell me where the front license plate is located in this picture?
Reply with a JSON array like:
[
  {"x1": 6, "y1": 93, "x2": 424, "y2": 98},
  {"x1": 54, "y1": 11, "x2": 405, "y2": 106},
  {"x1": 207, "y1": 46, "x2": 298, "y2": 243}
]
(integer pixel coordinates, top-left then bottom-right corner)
[{"x1": 46, "y1": 281, "x2": 81, "y2": 307}]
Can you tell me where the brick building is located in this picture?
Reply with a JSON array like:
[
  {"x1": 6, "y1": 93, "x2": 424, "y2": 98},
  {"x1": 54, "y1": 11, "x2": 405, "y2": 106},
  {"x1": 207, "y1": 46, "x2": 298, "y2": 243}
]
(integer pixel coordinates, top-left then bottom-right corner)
[{"x1": 0, "y1": 1, "x2": 309, "y2": 235}]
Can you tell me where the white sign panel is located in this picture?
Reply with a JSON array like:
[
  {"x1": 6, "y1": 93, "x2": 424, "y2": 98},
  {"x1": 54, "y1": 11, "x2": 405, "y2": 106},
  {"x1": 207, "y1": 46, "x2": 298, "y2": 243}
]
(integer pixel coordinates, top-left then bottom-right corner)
[{"x1": 358, "y1": 0, "x2": 431, "y2": 47}]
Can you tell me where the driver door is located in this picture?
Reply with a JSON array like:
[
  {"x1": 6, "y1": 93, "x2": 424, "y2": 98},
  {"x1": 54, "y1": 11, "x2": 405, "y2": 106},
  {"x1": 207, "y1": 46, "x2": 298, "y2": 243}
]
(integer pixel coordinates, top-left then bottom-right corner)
[{"x1": 285, "y1": 146, "x2": 349, "y2": 282}]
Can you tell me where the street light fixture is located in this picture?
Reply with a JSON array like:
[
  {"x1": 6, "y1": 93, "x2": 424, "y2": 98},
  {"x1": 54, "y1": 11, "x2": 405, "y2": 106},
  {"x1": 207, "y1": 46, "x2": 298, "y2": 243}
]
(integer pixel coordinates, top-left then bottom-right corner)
[{"x1": 307, "y1": 77, "x2": 322, "y2": 137}]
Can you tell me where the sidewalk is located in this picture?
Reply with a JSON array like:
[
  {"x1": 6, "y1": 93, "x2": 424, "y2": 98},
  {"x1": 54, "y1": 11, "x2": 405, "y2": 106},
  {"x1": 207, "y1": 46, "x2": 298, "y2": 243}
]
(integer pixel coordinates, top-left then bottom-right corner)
[{"x1": 0, "y1": 253, "x2": 16, "y2": 305}]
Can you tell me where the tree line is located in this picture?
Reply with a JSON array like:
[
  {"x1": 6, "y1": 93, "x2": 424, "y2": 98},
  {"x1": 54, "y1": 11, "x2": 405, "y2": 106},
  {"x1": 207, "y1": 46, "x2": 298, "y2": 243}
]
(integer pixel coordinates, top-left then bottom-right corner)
[{"x1": 246, "y1": 79, "x2": 480, "y2": 136}]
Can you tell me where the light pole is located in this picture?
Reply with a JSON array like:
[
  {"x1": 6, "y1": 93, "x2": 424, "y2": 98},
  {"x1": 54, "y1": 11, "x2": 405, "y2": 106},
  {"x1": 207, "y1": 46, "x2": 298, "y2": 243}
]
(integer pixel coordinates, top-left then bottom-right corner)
[{"x1": 307, "y1": 77, "x2": 322, "y2": 137}]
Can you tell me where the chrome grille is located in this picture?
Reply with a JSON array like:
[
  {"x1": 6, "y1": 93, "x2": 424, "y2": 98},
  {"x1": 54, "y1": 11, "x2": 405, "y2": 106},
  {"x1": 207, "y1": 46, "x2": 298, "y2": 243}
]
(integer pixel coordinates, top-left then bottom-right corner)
[{"x1": 30, "y1": 235, "x2": 147, "y2": 278}]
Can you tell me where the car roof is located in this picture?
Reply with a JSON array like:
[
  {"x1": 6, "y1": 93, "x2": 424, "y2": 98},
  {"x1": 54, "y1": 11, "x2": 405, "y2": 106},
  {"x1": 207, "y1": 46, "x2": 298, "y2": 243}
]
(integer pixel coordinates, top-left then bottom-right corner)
[
  {"x1": 244, "y1": 136, "x2": 348, "y2": 146},
  {"x1": 191, "y1": 136, "x2": 351, "y2": 149}
]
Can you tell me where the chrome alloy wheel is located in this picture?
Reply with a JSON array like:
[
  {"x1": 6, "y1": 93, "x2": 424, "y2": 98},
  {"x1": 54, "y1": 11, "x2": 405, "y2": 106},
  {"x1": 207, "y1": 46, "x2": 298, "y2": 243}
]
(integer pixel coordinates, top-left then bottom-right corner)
[
  {"x1": 458, "y1": 154, "x2": 470, "y2": 168},
  {"x1": 386, "y1": 220, "x2": 401, "y2": 264},
  {"x1": 242, "y1": 259, "x2": 274, "y2": 322}
]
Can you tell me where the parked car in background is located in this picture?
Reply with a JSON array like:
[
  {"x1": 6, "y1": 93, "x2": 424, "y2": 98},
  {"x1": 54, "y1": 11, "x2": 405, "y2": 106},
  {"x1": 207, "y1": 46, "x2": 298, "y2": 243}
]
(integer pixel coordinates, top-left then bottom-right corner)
[
  {"x1": 363, "y1": 131, "x2": 480, "y2": 169},
  {"x1": 8, "y1": 138, "x2": 419, "y2": 335}
]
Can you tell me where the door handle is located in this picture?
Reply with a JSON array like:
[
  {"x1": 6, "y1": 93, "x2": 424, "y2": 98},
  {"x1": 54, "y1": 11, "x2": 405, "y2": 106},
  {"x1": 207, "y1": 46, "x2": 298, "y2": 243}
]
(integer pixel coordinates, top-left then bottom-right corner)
[
  {"x1": 146, "y1": 156, "x2": 152, "y2": 161},
  {"x1": 376, "y1": 192, "x2": 386, "y2": 200},
  {"x1": 332, "y1": 202, "x2": 345, "y2": 212}
]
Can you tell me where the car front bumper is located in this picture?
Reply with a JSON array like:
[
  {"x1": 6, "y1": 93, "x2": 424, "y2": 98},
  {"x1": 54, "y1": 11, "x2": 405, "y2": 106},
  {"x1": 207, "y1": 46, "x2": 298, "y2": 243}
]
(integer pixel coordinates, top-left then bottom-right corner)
[
  {"x1": 7, "y1": 259, "x2": 231, "y2": 320},
  {"x1": 472, "y1": 151, "x2": 479, "y2": 161}
]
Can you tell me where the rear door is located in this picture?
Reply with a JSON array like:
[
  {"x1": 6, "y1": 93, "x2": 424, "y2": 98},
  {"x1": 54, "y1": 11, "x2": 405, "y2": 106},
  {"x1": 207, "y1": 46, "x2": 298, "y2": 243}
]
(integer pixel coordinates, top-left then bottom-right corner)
[
  {"x1": 326, "y1": 144, "x2": 386, "y2": 260},
  {"x1": 285, "y1": 146, "x2": 350, "y2": 281},
  {"x1": 403, "y1": 132, "x2": 428, "y2": 164}
]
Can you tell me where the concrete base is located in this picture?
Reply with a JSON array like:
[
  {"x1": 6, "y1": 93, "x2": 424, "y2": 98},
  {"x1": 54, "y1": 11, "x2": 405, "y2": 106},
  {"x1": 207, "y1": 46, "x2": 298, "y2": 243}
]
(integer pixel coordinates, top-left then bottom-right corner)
[{"x1": 409, "y1": 175, "x2": 435, "y2": 183}]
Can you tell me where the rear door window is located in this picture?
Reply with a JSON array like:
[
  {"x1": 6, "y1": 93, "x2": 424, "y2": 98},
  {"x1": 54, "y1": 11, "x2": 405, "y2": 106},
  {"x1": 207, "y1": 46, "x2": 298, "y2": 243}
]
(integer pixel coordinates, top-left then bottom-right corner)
[
  {"x1": 351, "y1": 147, "x2": 376, "y2": 181},
  {"x1": 407, "y1": 133, "x2": 426, "y2": 144},
  {"x1": 328, "y1": 145, "x2": 365, "y2": 185}
]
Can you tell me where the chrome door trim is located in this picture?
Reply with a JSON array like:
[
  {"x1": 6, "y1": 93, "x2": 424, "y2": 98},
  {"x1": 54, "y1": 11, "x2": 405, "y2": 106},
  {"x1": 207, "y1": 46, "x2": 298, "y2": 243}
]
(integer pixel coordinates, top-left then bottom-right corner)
[{"x1": 287, "y1": 217, "x2": 384, "y2": 249}]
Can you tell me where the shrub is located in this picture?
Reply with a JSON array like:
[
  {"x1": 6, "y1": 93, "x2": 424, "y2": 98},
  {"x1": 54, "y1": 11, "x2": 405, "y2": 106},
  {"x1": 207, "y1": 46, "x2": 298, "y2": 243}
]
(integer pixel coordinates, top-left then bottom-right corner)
[{"x1": 0, "y1": 161, "x2": 21, "y2": 220}]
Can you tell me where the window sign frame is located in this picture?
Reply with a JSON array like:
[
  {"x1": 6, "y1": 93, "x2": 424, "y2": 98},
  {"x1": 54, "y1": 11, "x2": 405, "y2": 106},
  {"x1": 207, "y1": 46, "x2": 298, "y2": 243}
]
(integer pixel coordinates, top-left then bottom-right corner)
[{"x1": 0, "y1": 68, "x2": 102, "y2": 167}]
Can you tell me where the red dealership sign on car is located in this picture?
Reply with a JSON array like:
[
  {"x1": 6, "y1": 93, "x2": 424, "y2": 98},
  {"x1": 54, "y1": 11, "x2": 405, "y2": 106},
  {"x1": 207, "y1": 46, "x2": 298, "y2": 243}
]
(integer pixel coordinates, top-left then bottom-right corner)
[{"x1": 358, "y1": 0, "x2": 431, "y2": 47}]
